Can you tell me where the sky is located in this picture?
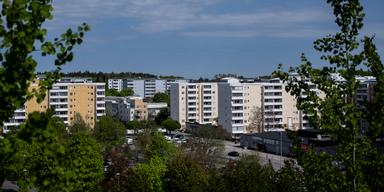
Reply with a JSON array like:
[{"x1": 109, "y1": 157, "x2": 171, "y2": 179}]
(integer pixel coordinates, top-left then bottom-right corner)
[{"x1": 36, "y1": 0, "x2": 384, "y2": 79}]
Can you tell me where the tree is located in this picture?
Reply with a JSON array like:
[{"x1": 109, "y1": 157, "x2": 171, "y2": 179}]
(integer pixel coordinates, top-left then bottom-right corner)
[
  {"x1": 247, "y1": 106, "x2": 264, "y2": 133},
  {"x1": 164, "y1": 155, "x2": 209, "y2": 192},
  {"x1": 0, "y1": 111, "x2": 103, "y2": 191},
  {"x1": 106, "y1": 88, "x2": 134, "y2": 97},
  {"x1": 223, "y1": 156, "x2": 276, "y2": 192},
  {"x1": 152, "y1": 92, "x2": 170, "y2": 105},
  {"x1": 182, "y1": 124, "x2": 226, "y2": 169},
  {"x1": 0, "y1": 0, "x2": 89, "y2": 124},
  {"x1": 93, "y1": 116, "x2": 126, "y2": 152},
  {"x1": 106, "y1": 88, "x2": 121, "y2": 96},
  {"x1": 161, "y1": 118, "x2": 181, "y2": 134},
  {"x1": 145, "y1": 133, "x2": 177, "y2": 162},
  {"x1": 274, "y1": 0, "x2": 384, "y2": 191},
  {"x1": 129, "y1": 156, "x2": 166, "y2": 192},
  {"x1": 155, "y1": 108, "x2": 170, "y2": 125},
  {"x1": 120, "y1": 88, "x2": 134, "y2": 97}
]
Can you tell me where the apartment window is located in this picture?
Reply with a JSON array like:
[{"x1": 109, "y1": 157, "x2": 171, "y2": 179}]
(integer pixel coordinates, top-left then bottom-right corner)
[{"x1": 203, "y1": 85, "x2": 211, "y2": 88}]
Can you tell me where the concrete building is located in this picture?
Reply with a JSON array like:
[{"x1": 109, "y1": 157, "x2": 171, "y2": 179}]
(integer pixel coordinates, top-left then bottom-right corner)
[
  {"x1": 105, "y1": 96, "x2": 167, "y2": 122},
  {"x1": 170, "y1": 82, "x2": 219, "y2": 127},
  {"x1": 107, "y1": 78, "x2": 189, "y2": 98},
  {"x1": 3, "y1": 78, "x2": 106, "y2": 133},
  {"x1": 218, "y1": 78, "x2": 263, "y2": 137}
]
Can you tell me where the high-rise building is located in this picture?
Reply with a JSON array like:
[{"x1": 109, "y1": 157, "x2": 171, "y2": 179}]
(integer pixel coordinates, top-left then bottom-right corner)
[
  {"x1": 2, "y1": 78, "x2": 105, "y2": 133},
  {"x1": 107, "y1": 78, "x2": 189, "y2": 98},
  {"x1": 218, "y1": 78, "x2": 263, "y2": 137},
  {"x1": 170, "y1": 82, "x2": 218, "y2": 127}
]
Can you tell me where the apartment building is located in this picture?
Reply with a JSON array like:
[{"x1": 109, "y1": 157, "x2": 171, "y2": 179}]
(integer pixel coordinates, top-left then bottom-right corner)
[
  {"x1": 218, "y1": 78, "x2": 263, "y2": 137},
  {"x1": 170, "y1": 82, "x2": 218, "y2": 127},
  {"x1": 105, "y1": 96, "x2": 167, "y2": 122},
  {"x1": 3, "y1": 78, "x2": 105, "y2": 133},
  {"x1": 108, "y1": 78, "x2": 189, "y2": 98}
]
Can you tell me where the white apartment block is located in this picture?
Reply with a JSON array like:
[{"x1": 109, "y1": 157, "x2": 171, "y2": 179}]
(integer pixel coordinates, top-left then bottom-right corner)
[
  {"x1": 170, "y1": 82, "x2": 218, "y2": 127},
  {"x1": 107, "y1": 78, "x2": 189, "y2": 98},
  {"x1": 3, "y1": 78, "x2": 106, "y2": 133},
  {"x1": 218, "y1": 78, "x2": 263, "y2": 137}
]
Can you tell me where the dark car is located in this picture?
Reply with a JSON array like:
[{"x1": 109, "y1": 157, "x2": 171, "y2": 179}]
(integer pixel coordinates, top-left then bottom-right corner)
[{"x1": 227, "y1": 151, "x2": 240, "y2": 157}]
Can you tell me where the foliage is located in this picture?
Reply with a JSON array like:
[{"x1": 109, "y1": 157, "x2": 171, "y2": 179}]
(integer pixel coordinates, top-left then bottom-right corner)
[
  {"x1": 161, "y1": 118, "x2": 181, "y2": 133},
  {"x1": 93, "y1": 116, "x2": 126, "y2": 151},
  {"x1": 152, "y1": 92, "x2": 170, "y2": 105},
  {"x1": 145, "y1": 132, "x2": 177, "y2": 162},
  {"x1": 247, "y1": 106, "x2": 264, "y2": 133},
  {"x1": 0, "y1": 0, "x2": 89, "y2": 124},
  {"x1": 102, "y1": 146, "x2": 133, "y2": 192},
  {"x1": 129, "y1": 156, "x2": 167, "y2": 192},
  {"x1": 182, "y1": 124, "x2": 225, "y2": 169},
  {"x1": 164, "y1": 155, "x2": 209, "y2": 192},
  {"x1": 275, "y1": 160, "x2": 305, "y2": 192},
  {"x1": 273, "y1": 0, "x2": 384, "y2": 191},
  {"x1": 223, "y1": 156, "x2": 276, "y2": 192},
  {"x1": 155, "y1": 108, "x2": 170, "y2": 125},
  {"x1": 62, "y1": 71, "x2": 159, "y2": 83},
  {"x1": 106, "y1": 88, "x2": 134, "y2": 97},
  {"x1": 0, "y1": 111, "x2": 103, "y2": 192}
]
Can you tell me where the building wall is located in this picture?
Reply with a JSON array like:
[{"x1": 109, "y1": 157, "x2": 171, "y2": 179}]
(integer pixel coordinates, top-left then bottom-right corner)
[
  {"x1": 170, "y1": 82, "x2": 218, "y2": 127},
  {"x1": 3, "y1": 79, "x2": 105, "y2": 132}
]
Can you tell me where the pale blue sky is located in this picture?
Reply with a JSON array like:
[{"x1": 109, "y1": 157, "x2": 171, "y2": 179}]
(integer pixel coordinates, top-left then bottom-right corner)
[{"x1": 37, "y1": 0, "x2": 384, "y2": 78}]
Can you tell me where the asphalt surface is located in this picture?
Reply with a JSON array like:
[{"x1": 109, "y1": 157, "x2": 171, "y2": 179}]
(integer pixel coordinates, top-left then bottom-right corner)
[{"x1": 222, "y1": 140, "x2": 292, "y2": 170}]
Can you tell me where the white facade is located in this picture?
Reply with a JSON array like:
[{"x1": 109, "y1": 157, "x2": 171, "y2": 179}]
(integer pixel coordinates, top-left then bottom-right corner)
[
  {"x1": 218, "y1": 78, "x2": 263, "y2": 136},
  {"x1": 108, "y1": 78, "x2": 189, "y2": 98},
  {"x1": 170, "y1": 82, "x2": 218, "y2": 127}
]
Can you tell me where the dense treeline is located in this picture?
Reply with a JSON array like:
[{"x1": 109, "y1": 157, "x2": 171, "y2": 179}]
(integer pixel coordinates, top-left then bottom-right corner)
[{"x1": 43, "y1": 71, "x2": 186, "y2": 83}]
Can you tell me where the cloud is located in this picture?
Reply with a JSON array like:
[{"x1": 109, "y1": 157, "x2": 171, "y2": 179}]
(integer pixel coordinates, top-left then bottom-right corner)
[{"x1": 51, "y1": 0, "x2": 334, "y2": 38}]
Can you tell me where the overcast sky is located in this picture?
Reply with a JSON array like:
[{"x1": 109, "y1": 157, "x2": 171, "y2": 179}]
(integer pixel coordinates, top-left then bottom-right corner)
[{"x1": 36, "y1": 0, "x2": 384, "y2": 78}]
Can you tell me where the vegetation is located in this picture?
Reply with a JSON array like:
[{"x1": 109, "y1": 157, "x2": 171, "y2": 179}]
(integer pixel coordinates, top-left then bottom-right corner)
[
  {"x1": 274, "y1": 0, "x2": 384, "y2": 191},
  {"x1": 0, "y1": 111, "x2": 104, "y2": 191},
  {"x1": 152, "y1": 92, "x2": 170, "y2": 105},
  {"x1": 0, "y1": 0, "x2": 89, "y2": 124},
  {"x1": 161, "y1": 118, "x2": 181, "y2": 134},
  {"x1": 93, "y1": 116, "x2": 126, "y2": 152},
  {"x1": 155, "y1": 108, "x2": 170, "y2": 125},
  {"x1": 106, "y1": 88, "x2": 134, "y2": 97}
]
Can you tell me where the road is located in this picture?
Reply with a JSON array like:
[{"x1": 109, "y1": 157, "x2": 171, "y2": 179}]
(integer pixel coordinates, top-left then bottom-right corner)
[{"x1": 222, "y1": 140, "x2": 292, "y2": 170}]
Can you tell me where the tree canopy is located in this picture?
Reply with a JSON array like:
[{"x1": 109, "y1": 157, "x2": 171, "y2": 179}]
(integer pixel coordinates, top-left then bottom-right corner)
[
  {"x1": 152, "y1": 92, "x2": 170, "y2": 105},
  {"x1": 274, "y1": 0, "x2": 384, "y2": 191},
  {"x1": 0, "y1": 0, "x2": 89, "y2": 124},
  {"x1": 0, "y1": 111, "x2": 104, "y2": 191},
  {"x1": 161, "y1": 118, "x2": 181, "y2": 133},
  {"x1": 106, "y1": 88, "x2": 134, "y2": 97}
]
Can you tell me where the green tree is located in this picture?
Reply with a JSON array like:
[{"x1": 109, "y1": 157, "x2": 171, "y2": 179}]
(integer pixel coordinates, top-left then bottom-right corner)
[
  {"x1": 155, "y1": 108, "x2": 170, "y2": 125},
  {"x1": 164, "y1": 155, "x2": 209, "y2": 192},
  {"x1": 153, "y1": 92, "x2": 170, "y2": 105},
  {"x1": 120, "y1": 88, "x2": 134, "y2": 97},
  {"x1": 129, "y1": 156, "x2": 166, "y2": 192},
  {"x1": 106, "y1": 88, "x2": 121, "y2": 96},
  {"x1": 0, "y1": 111, "x2": 103, "y2": 191},
  {"x1": 223, "y1": 156, "x2": 276, "y2": 192},
  {"x1": 161, "y1": 118, "x2": 181, "y2": 134},
  {"x1": 145, "y1": 132, "x2": 177, "y2": 162},
  {"x1": 0, "y1": 0, "x2": 89, "y2": 124},
  {"x1": 274, "y1": 0, "x2": 384, "y2": 191},
  {"x1": 93, "y1": 116, "x2": 126, "y2": 151},
  {"x1": 106, "y1": 88, "x2": 134, "y2": 97}
]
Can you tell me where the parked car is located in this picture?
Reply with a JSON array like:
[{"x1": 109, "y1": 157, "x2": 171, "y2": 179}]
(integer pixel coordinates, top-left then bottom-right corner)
[{"x1": 227, "y1": 151, "x2": 240, "y2": 157}]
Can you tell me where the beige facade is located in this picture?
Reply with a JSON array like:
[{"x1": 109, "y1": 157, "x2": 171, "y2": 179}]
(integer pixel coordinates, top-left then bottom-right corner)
[
  {"x1": 3, "y1": 78, "x2": 105, "y2": 132},
  {"x1": 170, "y1": 82, "x2": 218, "y2": 127}
]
